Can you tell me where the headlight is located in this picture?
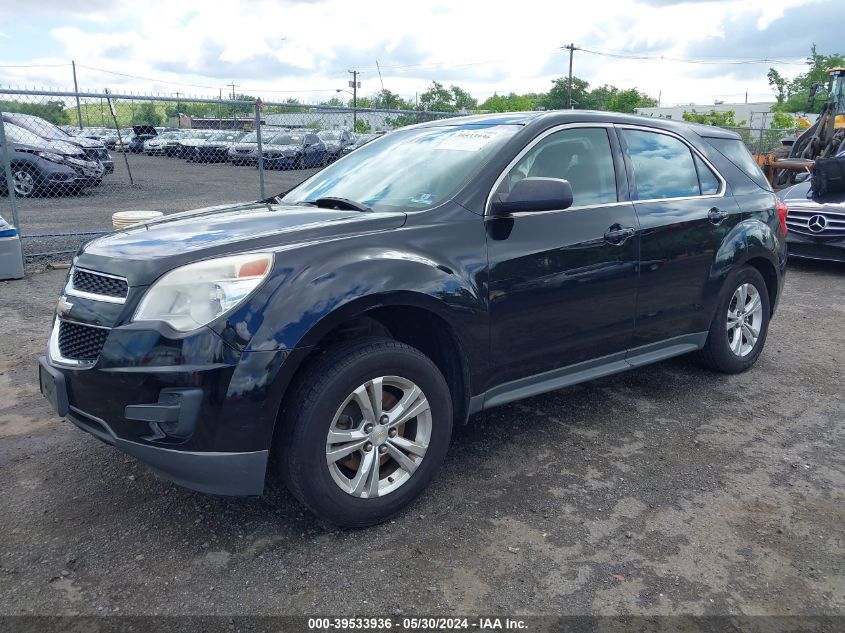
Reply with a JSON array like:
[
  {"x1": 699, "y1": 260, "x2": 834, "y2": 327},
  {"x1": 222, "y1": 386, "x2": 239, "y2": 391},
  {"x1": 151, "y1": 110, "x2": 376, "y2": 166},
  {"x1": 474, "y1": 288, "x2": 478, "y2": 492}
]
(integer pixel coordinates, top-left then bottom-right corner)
[
  {"x1": 38, "y1": 151, "x2": 65, "y2": 163},
  {"x1": 133, "y1": 253, "x2": 273, "y2": 331}
]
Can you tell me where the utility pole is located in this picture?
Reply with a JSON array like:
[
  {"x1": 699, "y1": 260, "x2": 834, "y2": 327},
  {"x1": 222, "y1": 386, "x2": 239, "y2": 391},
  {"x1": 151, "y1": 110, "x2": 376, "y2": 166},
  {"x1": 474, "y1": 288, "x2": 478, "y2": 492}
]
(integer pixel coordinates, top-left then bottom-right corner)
[
  {"x1": 71, "y1": 60, "x2": 83, "y2": 130},
  {"x1": 172, "y1": 92, "x2": 181, "y2": 128},
  {"x1": 348, "y1": 70, "x2": 359, "y2": 132},
  {"x1": 563, "y1": 43, "x2": 578, "y2": 109},
  {"x1": 228, "y1": 82, "x2": 239, "y2": 125}
]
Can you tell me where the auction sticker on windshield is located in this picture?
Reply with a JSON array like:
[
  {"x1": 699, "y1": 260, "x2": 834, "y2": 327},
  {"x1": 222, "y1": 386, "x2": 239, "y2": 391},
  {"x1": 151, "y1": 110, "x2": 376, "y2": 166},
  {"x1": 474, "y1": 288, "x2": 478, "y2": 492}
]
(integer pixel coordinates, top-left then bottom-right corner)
[{"x1": 433, "y1": 128, "x2": 504, "y2": 152}]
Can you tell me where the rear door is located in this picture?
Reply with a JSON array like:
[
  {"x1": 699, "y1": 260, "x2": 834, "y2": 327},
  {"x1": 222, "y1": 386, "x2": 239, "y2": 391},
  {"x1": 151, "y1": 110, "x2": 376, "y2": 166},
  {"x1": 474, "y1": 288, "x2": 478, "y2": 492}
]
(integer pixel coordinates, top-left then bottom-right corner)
[
  {"x1": 617, "y1": 126, "x2": 741, "y2": 350},
  {"x1": 485, "y1": 124, "x2": 639, "y2": 388}
]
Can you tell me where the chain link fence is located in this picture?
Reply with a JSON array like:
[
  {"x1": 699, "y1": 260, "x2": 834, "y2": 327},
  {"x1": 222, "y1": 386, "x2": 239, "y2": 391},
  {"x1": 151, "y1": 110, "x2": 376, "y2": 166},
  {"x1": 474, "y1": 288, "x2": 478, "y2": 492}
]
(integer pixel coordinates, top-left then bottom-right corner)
[{"x1": 0, "y1": 88, "x2": 460, "y2": 263}]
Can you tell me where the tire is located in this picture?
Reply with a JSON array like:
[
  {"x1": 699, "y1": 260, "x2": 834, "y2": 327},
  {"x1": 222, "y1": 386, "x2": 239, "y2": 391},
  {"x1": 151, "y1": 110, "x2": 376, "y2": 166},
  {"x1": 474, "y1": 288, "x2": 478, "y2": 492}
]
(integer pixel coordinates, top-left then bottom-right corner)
[
  {"x1": 11, "y1": 165, "x2": 39, "y2": 198},
  {"x1": 698, "y1": 266, "x2": 770, "y2": 374},
  {"x1": 276, "y1": 338, "x2": 453, "y2": 527}
]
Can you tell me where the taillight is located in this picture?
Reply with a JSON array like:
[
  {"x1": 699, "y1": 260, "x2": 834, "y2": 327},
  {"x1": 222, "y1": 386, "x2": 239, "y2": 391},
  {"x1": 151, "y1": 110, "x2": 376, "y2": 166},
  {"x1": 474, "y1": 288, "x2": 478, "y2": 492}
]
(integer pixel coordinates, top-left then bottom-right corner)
[{"x1": 776, "y1": 199, "x2": 789, "y2": 234}]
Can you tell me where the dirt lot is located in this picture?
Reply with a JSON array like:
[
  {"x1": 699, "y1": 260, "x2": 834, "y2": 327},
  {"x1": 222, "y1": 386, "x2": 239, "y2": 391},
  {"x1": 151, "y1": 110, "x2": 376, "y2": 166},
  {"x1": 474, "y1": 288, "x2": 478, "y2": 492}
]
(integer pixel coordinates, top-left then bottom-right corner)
[
  {"x1": 0, "y1": 259, "x2": 843, "y2": 617},
  {"x1": 7, "y1": 153, "x2": 316, "y2": 257}
]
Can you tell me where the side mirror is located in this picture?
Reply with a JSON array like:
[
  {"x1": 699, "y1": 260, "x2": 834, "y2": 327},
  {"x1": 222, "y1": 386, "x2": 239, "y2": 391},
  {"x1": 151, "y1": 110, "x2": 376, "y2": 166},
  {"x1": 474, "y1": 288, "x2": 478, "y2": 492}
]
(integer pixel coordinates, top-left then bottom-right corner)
[{"x1": 490, "y1": 177, "x2": 574, "y2": 216}]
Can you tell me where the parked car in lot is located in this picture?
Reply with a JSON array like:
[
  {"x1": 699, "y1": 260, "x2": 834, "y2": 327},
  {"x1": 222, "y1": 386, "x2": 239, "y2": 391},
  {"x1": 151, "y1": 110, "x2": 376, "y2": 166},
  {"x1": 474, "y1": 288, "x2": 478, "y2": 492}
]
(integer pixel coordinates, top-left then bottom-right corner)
[
  {"x1": 341, "y1": 132, "x2": 381, "y2": 156},
  {"x1": 2, "y1": 112, "x2": 114, "y2": 176},
  {"x1": 187, "y1": 131, "x2": 246, "y2": 163},
  {"x1": 0, "y1": 122, "x2": 104, "y2": 197},
  {"x1": 38, "y1": 111, "x2": 787, "y2": 527},
  {"x1": 777, "y1": 165, "x2": 845, "y2": 262},
  {"x1": 317, "y1": 129, "x2": 354, "y2": 162},
  {"x1": 226, "y1": 129, "x2": 283, "y2": 165},
  {"x1": 128, "y1": 125, "x2": 157, "y2": 154},
  {"x1": 261, "y1": 131, "x2": 328, "y2": 169},
  {"x1": 174, "y1": 130, "x2": 217, "y2": 159},
  {"x1": 144, "y1": 131, "x2": 186, "y2": 156}
]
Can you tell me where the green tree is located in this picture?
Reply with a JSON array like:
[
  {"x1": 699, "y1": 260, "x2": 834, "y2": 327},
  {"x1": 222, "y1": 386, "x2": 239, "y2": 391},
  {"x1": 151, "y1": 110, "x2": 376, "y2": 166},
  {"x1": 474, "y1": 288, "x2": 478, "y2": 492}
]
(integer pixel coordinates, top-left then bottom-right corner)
[
  {"x1": 682, "y1": 110, "x2": 746, "y2": 127},
  {"x1": 544, "y1": 76, "x2": 591, "y2": 109},
  {"x1": 479, "y1": 92, "x2": 541, "y2": 112},
  {"x1": 450, "y1": 85, "x2": 477, "y2": 111},
  {"x1": 606, "y1": 88, "x2": 657, "y2": 113},
  {"x1": 767, "y1": 44, "x2": 844, "y2": 113},
  {"x1": 770, "y1": 108, "x2": 796, "y2": 129},
  {"x1": 419, "y1": 81, "x2": 456, "y2": 112},
  {"x1": 321, "y1": 96, "x2": 346, "y2": 107},
  {"x1": 354, "y1": 119, "x2": 372, "y2": 133},
  {"x1": 0, "y1": 100, "x2": 70, "y2": 124},
  {"x1": 134, "y1": 102, "x2": 164, "y2": 126}
]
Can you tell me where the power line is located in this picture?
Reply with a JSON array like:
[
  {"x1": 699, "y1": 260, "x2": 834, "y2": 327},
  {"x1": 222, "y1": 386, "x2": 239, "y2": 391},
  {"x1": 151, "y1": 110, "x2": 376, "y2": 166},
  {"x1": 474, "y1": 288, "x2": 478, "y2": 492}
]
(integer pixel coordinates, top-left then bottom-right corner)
[
  {"x1": 576, "y1": 46, "x2": 807, "y2": 66},
  {"x1": 0, "y1": 62, "x2": 70, "y2": 68},
  {"x1": 75, "y1": 64, "x2": 221, "y2": 90}
]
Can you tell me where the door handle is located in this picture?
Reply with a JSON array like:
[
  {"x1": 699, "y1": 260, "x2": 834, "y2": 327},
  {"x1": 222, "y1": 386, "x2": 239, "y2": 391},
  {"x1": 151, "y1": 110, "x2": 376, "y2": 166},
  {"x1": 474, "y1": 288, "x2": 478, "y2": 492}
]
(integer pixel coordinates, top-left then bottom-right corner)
[
  {"x1": 708, "y1": 207, "x2": 729, "y2": 224},
  {"x1": 604, "y1": 225, "x2": 635, "y2": 245}
]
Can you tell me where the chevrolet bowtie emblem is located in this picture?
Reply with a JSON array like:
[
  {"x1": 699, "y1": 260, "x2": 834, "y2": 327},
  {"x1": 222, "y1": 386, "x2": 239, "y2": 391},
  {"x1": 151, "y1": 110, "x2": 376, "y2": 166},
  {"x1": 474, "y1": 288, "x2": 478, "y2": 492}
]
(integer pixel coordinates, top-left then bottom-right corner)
[{"x1": 56, "y1": 296, "x2": 74, "y2": 317}]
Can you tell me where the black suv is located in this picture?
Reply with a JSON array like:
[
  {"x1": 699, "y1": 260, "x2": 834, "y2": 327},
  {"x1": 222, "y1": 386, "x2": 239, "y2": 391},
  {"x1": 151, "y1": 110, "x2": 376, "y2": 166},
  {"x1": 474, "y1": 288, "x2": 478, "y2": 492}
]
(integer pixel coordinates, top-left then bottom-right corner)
[{"x1": 38, "y1": 111, "x2": 787, "y2": 527}]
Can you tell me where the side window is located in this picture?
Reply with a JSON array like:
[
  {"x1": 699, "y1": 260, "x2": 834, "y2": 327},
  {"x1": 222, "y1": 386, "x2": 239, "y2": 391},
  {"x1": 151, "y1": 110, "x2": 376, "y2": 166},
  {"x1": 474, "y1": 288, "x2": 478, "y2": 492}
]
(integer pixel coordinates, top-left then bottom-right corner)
[
  {"x1": 622, "y1": 129, "x2": 700, "y2": 200},
  {"x1": 694, "y1": 154, "x2": 720, "y2": 195},
  {"x1": 499, "y1": 127, "x2": 618, "y2": 207}
]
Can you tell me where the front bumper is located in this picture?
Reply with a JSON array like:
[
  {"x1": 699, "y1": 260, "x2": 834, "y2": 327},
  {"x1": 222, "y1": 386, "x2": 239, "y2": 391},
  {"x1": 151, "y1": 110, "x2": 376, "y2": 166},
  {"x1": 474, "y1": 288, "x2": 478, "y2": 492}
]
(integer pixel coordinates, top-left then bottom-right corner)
[
  {"x1": 65, "y1": 400, "x2": 268, "y2": 496},
  {"x1": 39, "y1": 306, "x2": 289, "y2": 496},
  {"x1": 787, "y1": 234, "x2": 845, "y2": 263}
]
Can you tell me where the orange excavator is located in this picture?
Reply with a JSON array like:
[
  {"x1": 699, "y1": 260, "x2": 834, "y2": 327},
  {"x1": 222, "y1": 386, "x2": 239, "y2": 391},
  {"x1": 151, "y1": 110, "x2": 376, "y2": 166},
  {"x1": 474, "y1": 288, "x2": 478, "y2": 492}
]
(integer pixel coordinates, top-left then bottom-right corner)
[{"x1": 758, "y1": 67, "x2": 845, "y2": 189}]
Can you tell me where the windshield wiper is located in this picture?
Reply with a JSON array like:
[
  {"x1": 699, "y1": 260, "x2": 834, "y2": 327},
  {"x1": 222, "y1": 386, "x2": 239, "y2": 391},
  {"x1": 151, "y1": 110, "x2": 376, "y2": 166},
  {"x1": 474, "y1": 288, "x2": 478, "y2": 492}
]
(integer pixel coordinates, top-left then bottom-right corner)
[{"x1": 306, "y1": 197, "x2": 372, "y2": 212}]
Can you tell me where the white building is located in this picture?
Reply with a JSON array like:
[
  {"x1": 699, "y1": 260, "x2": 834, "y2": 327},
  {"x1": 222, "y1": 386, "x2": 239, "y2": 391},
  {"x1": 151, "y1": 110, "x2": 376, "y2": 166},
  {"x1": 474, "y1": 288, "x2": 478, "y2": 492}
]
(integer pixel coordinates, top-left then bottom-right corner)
[{"x1": 635, "y1": 102, "x2": 779, "y2": 127}]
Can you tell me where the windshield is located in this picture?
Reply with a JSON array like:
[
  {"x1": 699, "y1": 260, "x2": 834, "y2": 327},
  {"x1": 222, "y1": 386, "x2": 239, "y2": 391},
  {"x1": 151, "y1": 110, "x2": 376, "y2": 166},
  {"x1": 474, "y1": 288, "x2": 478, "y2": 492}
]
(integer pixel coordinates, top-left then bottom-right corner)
[
  {"x1": 157, "y1": 131, "x2": 181, "y2": 140},
  {"x1": 283, "y1": 124, "x2": 519, "y2": 211},
  {"x1": 270, "y1": 134, "x2": 303, "y2": 145},
  {"x1": 2, "y1": 122, "x2": 39, "y2": 145},
  {"x1": 318, "y1": 130, "x2": 340, "y2": 141},
  {"x1": 239, "y1": 130, "x2": 275, "y2": 143},
  {"x1": 6, "y1": 113, "x2": 72, "y2": 140}
]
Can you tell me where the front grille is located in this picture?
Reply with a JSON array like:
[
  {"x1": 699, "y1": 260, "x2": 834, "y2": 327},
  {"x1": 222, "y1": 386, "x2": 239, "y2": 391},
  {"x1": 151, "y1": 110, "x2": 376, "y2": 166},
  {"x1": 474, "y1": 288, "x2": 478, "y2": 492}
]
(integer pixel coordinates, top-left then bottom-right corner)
[
  {"x1": 72, "y1": 268, "x2": 128, "y2": 299},
  {"x1": 58, "y1": 321, "x2": 109, "y2": 361},
  {"x1": 786, "y1": 207, "x2": 845, "y2": 237}
]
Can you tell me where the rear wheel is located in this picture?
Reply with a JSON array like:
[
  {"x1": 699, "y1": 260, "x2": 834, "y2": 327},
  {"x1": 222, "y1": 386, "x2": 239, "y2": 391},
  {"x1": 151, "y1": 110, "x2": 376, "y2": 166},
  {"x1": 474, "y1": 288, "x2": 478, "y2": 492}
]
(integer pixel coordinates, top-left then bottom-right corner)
[
  {"x1": 277, "y1": 338, "x2": 453, "y2": 527},
  {"x1": 698, "y1": 266, "x2": 770, "y2": 373}
]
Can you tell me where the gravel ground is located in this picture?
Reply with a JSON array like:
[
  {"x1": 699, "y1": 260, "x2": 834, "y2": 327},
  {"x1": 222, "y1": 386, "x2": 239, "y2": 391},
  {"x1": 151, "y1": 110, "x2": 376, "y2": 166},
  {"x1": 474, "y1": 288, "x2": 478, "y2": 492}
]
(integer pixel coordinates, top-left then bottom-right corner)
[
  {"x1": 3, "y1": 152, "x2": 316, "y2": 258},
  {"x1": 0, "y1": 259, "x2": 843, "y2": 617}
]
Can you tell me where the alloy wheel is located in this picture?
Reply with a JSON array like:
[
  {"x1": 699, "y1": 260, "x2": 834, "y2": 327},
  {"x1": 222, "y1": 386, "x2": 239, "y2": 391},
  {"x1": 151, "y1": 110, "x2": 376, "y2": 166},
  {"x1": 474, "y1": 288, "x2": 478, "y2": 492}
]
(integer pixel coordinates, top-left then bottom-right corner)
[
  {"x1": 13, "y1": 169, "x2": 35, "y2": 196},
  {"x1": 325, "y1": 376, "x2": 432, "y2": 499},
  {"x1": 726, "y1": 283, "x2": 763, "y2": 357}
]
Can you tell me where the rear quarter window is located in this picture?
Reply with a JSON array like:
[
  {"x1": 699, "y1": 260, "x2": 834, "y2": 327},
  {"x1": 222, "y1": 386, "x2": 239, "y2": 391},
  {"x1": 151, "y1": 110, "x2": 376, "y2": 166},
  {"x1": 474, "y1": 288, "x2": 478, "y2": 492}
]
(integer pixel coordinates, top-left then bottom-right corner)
[{"x1": 705, "y1": 137, "x2": 772, "y2": 191}]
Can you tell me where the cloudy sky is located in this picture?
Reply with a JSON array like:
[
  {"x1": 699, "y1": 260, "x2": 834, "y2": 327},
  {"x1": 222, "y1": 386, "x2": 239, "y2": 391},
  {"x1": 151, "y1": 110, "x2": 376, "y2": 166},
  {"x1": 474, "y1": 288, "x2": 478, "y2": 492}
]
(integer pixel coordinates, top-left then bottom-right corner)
[{"x1": 0, "y1": 0, "x2": 840, "y2": 107}]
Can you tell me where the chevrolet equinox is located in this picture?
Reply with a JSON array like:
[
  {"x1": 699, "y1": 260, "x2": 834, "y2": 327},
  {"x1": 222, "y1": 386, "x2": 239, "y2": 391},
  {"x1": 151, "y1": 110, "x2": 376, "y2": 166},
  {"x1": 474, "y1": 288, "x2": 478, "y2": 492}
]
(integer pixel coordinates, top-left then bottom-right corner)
[{"x1": 39, "y1": 111, "x2": 788, "y2": 526}]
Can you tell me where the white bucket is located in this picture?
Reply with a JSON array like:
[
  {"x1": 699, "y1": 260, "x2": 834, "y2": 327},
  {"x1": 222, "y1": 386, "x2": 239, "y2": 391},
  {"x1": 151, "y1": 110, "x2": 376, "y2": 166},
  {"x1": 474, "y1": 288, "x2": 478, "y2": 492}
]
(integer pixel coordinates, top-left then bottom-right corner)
[{"x1": 112, "y1": 210, "x2": 164, "y2": 230}]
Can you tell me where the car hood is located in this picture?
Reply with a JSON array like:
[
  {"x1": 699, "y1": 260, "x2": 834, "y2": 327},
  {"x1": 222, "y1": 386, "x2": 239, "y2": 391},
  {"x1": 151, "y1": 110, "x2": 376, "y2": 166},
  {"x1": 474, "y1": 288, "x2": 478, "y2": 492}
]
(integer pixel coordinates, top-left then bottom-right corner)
[
  {"x1": 12, "y1": 136, "x2": 84, "y2": 156},
  {"x1": 779, "y1": 180, "x2": 845, "y2": 208},
  {"x1": 231, "y1": 143, "x2": 257, "y2": 151},
  {"x1": 58, "y1": 135, "x2": 106, "y2": 150},
  {"x1": 263, "y1": 143, "x2": 300, "y2": 151},
  {"x1": 179, "y1": 139, "x2": 208, "y2": 147},
  {"x1": 76, "y1": 201, "x2": 407, "y2": 286}
]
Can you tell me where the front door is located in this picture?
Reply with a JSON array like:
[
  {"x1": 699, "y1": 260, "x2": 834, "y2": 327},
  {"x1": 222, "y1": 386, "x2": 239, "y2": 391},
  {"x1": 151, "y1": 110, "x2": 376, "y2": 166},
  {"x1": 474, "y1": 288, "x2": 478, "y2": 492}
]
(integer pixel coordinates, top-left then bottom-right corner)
[{"x1": 486, "y1": 125, "x2": 639, "y2": 390}]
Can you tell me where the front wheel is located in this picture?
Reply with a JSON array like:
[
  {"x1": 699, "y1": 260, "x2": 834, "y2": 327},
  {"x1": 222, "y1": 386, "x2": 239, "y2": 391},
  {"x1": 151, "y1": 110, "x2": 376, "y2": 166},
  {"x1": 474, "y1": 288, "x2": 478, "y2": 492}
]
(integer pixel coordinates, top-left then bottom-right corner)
[
  {"x1": 12, "y1": 165, "x2": 39, "y2": 198},
  {"x1": 277, "y1": 338, "x2": 453, "y2": 527},
  {"x1": 698, "y1": 266, "x2": 770, "y2": 373}
]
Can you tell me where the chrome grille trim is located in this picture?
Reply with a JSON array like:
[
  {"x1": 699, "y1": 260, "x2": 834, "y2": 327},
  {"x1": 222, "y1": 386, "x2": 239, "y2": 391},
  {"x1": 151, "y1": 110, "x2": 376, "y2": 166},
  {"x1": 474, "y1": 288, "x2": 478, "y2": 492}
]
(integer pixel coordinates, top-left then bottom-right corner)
[
  {"x1": 66, "y1": 267, "x2": 129, "y2": 304},
  {"x1": 785, "y1": 207, "x2": 845, "y2": 237}
]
